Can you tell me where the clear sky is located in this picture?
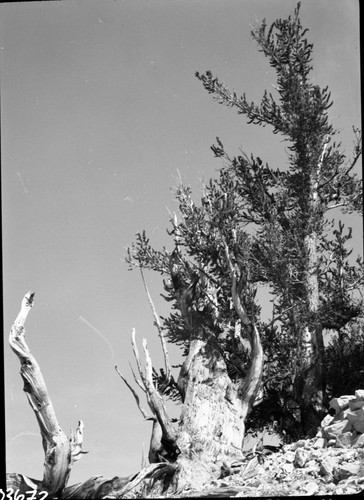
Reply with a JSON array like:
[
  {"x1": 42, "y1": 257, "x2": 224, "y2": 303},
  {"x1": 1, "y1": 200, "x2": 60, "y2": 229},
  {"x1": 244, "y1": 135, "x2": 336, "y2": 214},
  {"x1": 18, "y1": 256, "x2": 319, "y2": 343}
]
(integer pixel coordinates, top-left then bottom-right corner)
[{"x1": 2, "y1": 0, "x2": 361, "y2": 486}]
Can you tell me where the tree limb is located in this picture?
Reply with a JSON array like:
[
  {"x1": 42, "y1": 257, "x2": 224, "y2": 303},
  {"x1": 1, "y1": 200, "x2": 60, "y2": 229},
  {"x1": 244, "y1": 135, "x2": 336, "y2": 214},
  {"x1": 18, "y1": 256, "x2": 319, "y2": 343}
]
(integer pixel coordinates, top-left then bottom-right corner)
[
  {"x1": 139, "y1": 266, "x2": 172, "y2": 383},
  {"x1": 115, "y1": 365, "x2": 151, "y2": 420},
  {"x1": 221, "y1": 240, "x2": 264, "y2": 416}
]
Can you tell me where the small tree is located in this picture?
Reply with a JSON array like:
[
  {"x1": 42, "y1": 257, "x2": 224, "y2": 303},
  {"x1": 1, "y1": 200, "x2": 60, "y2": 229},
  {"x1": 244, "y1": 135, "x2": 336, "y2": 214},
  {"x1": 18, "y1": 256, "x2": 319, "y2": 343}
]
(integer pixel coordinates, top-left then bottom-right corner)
[{"x1": 194, "y1": 1, "x2": 363, "y2": 437}]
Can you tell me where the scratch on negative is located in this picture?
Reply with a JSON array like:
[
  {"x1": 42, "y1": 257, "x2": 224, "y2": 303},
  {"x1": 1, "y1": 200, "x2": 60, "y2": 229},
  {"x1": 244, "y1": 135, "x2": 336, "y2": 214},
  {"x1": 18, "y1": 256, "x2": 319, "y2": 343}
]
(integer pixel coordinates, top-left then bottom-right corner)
[
  {"x1": 16, "y1": 172, "x2": 28, "y2": 194},
  {"x1": 78, "y1": 315, "x2": 115, "y2": 360}
]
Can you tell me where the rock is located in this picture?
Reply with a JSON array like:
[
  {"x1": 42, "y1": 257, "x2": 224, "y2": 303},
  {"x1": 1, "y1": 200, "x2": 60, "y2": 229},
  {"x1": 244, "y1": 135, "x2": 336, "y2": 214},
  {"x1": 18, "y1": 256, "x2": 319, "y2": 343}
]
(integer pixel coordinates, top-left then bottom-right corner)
[
  {"x1": 355, "y1": 389, "x2": 364, "y2": 400},
  {"x1": 327, "y1": 438, "x2": 336, "y2": 447},
  {"x1": 282, "y1": 462, "x2": 294, "y2": 474},
  {"x1": 302, "y1": 481, "x2": 319, "y2": 495},
  {"x1": 333, "y1": 463, "x2": 360, "y2": 482},
  {"x1": 319, "y1": 456, "x2": 337, "y2": 477},
  {"x1": 352, "y1": 433, "x2": 364, "y2": 448},
  {"x1": 313, "y1": 437, "x2": 326, "y2": 449},
  {"x1": 329, "y1": 395, "x2": 356, "y2": 415},
  {"x1": 294, "y1": 448, "x2": 309, "y2": 468},
  {"x1": 320, "y1": 414, "x2": 334, "y2": 427},
  {"x1": 291, "y1": 439, "x2": 307, "y2": 450},
  {"x1": 336, "y1": 431, "x2": 354, "y2": 448},
  {"x1": 349, "y1": 398, "x2": 364, "y2": 411},
  {"x1": 347, "y1": 407, "x2": 364, "y2": 422},
  {"x1": 345, "y1": 486, "x2": 360, "y2": 495},
  {"x1": 305, "y1": 460, "x2": 320, "y2": 475},
  {"x1": 347, "y1": 409, "x2": 364, "y2": 433},
  {"x1": 323, "y1": 418, "x2": 352, "y2": 439},
  {"x1": 309, "y1": 449, "x2": 322, "y2": 460},
  {"x1": 353, "y1": 420, "x2": 364, "y2": 433},
  {"x1": 284, "y1": 451, "x2": 295, "y2": 463}
]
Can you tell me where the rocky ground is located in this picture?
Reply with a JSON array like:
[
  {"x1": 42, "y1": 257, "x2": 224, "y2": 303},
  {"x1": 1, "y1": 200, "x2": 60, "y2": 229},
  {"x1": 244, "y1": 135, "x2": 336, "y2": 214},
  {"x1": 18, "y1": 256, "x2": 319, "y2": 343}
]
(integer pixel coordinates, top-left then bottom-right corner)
[
  {"x1": 170, "y1": 390, "x2": 364, "y2": 497},
  {"x1": 171, "y1": 439, "x2": 364, "y2": 497}
]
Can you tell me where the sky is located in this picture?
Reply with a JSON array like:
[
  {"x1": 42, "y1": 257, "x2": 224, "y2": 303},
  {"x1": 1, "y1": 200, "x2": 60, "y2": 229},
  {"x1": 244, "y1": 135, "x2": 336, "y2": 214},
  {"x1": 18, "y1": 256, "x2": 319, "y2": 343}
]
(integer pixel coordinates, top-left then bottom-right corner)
[{"x1": 1, "y1": 0, "x2": 361, "y2": 487}]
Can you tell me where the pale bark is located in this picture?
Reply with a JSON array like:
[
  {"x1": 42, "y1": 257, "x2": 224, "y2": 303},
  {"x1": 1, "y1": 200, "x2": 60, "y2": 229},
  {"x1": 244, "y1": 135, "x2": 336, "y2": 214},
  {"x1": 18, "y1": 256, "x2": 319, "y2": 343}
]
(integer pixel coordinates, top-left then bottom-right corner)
[
  {"x1": 139, "y1": 266, "x2": 172, "y2": 383},
  {"x1": 8, "y1": 292, "x2": 86, "y2": 497},
  {"x1": 298, "y1": 142, "x2": 328, "y2": 425}
]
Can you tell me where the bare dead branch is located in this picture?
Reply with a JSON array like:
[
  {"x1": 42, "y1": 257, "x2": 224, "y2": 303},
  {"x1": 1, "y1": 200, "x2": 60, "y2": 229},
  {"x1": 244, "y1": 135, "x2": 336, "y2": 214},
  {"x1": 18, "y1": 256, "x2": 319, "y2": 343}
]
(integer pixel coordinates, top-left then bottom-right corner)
[
  {"x1": 129, "y1": 361, "x2": 147, "y2": 393},
  {"x1": 9, "y1": 292, "x2": 85, "y2": 496},
  {"x1": 115, "y1": 365, "x2": 151, "y2": 420},
  {"x1": 131, "y1": 328, "x2": 148, "y2": 387},
  {"x1": 139, "y1": 266, "x2": 172, "y2": 382}
]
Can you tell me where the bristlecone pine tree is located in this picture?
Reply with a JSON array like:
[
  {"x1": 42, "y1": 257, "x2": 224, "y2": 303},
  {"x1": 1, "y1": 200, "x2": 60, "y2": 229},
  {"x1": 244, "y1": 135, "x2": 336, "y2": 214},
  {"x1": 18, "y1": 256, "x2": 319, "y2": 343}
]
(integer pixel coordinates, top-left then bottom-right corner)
[{"x1": 7, "y1": 3, "x2": 362, "y2": 498}]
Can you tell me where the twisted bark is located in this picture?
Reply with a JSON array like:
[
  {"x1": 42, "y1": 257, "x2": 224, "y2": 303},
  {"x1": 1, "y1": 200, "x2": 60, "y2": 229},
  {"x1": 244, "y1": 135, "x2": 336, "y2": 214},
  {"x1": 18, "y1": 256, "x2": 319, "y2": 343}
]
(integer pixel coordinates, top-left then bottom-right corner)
[{"x1": 8, "y1": 292, "x2": 86, "y2": 497}]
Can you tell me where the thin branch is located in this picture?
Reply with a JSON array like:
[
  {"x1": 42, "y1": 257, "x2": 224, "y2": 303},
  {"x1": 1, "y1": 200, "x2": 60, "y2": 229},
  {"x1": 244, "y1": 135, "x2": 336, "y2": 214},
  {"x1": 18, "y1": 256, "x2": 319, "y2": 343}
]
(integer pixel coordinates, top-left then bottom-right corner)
[
  {"x1": 327, "y1": 202, "x2": 347, "y2": 211},
  {"x1": 221, "y1": 237, "x2": 251, "y2": 326},
  {"x1": 139, "y1": 266, "x2": 171, "y2": 382},
  {"x1": 131, "y1": 328, "x2": 147, "y2": 387},
  {"x1": 115, "y1": 365, "x2": 151, "y2": 420},
  {"x1": 129, "y1": 361, "x2": 147, "y2": 393}
]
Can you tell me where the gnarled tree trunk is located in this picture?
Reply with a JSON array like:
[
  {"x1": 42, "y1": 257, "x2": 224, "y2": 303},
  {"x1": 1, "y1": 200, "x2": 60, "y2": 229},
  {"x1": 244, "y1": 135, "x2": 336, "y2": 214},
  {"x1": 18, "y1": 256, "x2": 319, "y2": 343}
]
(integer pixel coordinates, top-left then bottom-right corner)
[
  {"x1": 7, "y1": 292, "x2": 86, "y2": 498},
  {"x1": 8, "y1": 270, "x2": 262, "y2": 497}
]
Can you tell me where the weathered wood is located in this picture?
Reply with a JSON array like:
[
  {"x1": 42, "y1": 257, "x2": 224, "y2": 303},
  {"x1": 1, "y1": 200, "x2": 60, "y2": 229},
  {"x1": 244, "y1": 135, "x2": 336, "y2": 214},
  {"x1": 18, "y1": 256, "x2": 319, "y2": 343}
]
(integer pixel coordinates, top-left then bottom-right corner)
[{"x1": 8, "y1": 292, "x2": 86, "y2": 497}]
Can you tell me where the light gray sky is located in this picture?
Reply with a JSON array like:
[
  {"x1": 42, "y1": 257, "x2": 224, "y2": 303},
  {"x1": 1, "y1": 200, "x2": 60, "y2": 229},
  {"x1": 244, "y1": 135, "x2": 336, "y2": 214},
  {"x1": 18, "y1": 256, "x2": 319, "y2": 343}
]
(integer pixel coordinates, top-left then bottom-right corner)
[{"x1": 2, "y1": 0, "x2": 361, "y2": 486}]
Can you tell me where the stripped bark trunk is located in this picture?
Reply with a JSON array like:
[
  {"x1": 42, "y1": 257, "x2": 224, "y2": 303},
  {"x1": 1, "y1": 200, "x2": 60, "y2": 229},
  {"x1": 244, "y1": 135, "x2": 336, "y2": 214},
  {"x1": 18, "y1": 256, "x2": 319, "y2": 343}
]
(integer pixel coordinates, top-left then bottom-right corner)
[
  {"x1": 7, "y1": 292, "x2": 86, "y2": 497},
  {"x1": 296, "y1": 142, "x2": 328, "y2": 434},
  {"x1": 299, "y1": 231, "x2": 325, "y2": 433}
]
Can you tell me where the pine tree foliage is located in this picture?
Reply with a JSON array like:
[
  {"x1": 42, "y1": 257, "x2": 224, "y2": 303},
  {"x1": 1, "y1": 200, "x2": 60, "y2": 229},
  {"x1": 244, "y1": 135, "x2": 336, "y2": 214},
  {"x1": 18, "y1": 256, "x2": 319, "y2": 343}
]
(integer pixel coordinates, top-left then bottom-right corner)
[{"x1": 126, "y1": 2, "x2": 362, "y2": 441}]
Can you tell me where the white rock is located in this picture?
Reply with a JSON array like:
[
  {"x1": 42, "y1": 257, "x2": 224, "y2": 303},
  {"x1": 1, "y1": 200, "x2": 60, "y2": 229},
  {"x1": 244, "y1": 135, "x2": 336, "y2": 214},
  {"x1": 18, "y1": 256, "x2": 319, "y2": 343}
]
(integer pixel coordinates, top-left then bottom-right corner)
[
  {"x1": 285, "y1": 451, "x2": 295, "y2": 463},
  {"x1": 294, "y1": 448, "x2": 309, "y2": 467},
  {"x1": 313, "y1": 437, "x2": 326, "y2": 449},
  {"x1": 355, "y1": 389, "x2": 364, "y2": 400},
  {"x1": 323, "y1": 419, "x2": 352, "y2": 438},
  {"x1": 320, "y1": 414, "x2": 334, "y2": 427},
  {"x1": 345, "y1": 486, "x2": 359, "y2": 495},
  {"x1": 333, "y1": 463, "x2": 360, "y2": 482},
  {"x1": 282, "y1": 462, "x2": 294, "y2": 474},
  {"x1": 329, "y1": 395, "x2": 356, "y2": 415},
  {"x1": 302, "y1": 481, "x2": 319, "y2": 495},
  {"x1": 319, "y1": 456, "x2": 337, "y2": 476}
]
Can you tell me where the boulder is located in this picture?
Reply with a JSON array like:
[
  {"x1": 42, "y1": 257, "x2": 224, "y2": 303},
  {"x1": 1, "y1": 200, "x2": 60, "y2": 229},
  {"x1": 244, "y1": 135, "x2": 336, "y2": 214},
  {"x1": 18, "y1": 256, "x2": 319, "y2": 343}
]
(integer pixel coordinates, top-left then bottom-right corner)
[
  {"x1": 353, "y1": 420, "x2": 364, "y2": 433},
  {"x1": 319, "y1": 456, "x2": 337, "y2": 477},
  {"x1": 355, "y1": 389, "x2": 364, "y2": 400},
  {"x1": 291, "y1": 439, "x2": 307, "y2": 450},
  {"x1": 313, "y1": 437, "x2": 326, "y2": 449},
  {"x1": 282, "y1": 451, "x2": 295, "y2": 463},
  {"x1": 352, "y1": 433, "x2": 364, "y2": 448},
  {"x1": 333, "y1": 463, "x2": 360, "y2": 482},
  {"x1": 322, "y1": 419, "x2": 352, "y2": 439},
  {"x1": 320, "y1": 414, "x2": 334, "y2": 428},
  {"x1": 294, "y1": 448, "x2": 309, "y2": 468},
  {"x1": 336, "y1": 432, "x2": 353, "y2": 448},
  {"x1": 346, "y1": 408, "x2": 364, "y2": 433},
  {"x1": 349, "y1": 398, "x2": 364, "y2": 411},
  {"x1": 329, "y1": 395, "x2": 356, "y2": 415}
]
